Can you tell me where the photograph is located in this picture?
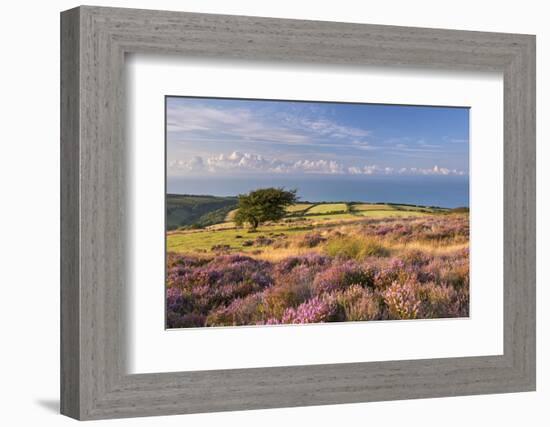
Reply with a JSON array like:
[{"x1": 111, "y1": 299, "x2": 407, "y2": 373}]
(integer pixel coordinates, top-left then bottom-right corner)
[
  {"x1": 53, "y1": 4, "x2": 537, "y2": 421},
  {"x1": 165, "y1": 96, "x2": 470, "y2": 328}
]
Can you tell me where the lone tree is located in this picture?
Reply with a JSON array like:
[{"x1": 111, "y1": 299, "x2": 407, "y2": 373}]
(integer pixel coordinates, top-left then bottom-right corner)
[{"x1": 234, "y1": 187, "x2": 297, "y2": 230}]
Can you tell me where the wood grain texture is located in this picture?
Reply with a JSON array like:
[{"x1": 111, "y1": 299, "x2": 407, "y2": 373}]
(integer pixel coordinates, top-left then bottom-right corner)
[
  {"x1": 60, "y1": 6, "x2": 536, "y2": 420},
  {"x1": 60, "y1": 7, "x2": 80, "y2": 419}
]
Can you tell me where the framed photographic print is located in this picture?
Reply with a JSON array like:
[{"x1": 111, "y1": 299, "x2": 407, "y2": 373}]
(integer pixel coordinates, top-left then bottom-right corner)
[
  {"x1": 164, "y1": 96, "x2": 471, "y2": 329},
  {"x1": 61, "y1": 6, "x2": 536, "y2": 420}
]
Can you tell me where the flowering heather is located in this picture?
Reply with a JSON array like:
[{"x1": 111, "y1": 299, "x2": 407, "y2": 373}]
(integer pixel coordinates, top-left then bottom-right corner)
[
  {"x1": 296, "y1": 232, "x2": 327, "y2": 248},
  {"x1": 330, "y1": 285, "x2": 381, "y2": 321},
  {"x1": 264, "y1": 264, "x2": 316, "y2": 318},
  {"x1": 274, "y1": 253, "x2": 331, "y2": 275},
  {"x1": 419, "y1": 282, "x2": 468, "y2": 318},
  {"x1": 361, "y1": 215, "x2": 469, "y2": 244},
  {"x1": 312, "y1": 261, "x2": 374, "y2": 294},
  {"x1": 372, "y1": 257, "x2": 410, "y2": 289},
  {"x1": 206, "y1": 293, "x2": 265, "y2": 326},
  {"x1": 166, "y1": 215, "x2": 470, "y2": 327},
  {"x1": 280, "y1": 297, "x2": 338, "y2": 324},
  {"x1": 167, "y1": 254, "x2": 273, "y2": 317},
  {"x1": 383, "y1": 280, "x2": 422, "y2": 319}
]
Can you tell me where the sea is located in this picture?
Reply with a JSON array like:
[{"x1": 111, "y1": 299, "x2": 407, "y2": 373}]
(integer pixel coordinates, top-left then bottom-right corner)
[{"x1": 167, "y1": 175, "x2": 469, "y2": 208}]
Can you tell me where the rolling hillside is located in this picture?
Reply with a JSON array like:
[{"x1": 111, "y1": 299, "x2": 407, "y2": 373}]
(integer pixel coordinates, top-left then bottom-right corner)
[
  {"x1": 166, "y1": 194, "x2": 237, "y2": 230},
  {"x1": 166, "y1": 193, "x2": 465, "y2": 233}
]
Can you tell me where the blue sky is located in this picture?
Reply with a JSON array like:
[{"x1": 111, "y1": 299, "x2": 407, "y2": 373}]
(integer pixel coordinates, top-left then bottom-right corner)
[{"x1": 166, "y1": 97, "x2": 469, "y2": 178}]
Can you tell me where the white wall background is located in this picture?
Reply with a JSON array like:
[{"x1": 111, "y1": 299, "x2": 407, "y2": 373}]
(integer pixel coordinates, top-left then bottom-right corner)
[{"x1": 0, "y1": 0, "x2": 546, "y2": 425}]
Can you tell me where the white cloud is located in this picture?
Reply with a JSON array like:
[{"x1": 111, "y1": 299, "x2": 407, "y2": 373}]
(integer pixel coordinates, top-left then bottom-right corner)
[
  {"x1": 169, "y1": 151, "x2": 465, "y2": 177},
  {"x1": 281, "y1": 114, "x2": 374, "y2": 149},
  {"x1": 167, "y1": 105, "x2": 252, "y2": 133},
  {"x1": 167, "y1": 104, "x2": 310, "y2": 145},
  {"x1": 169, "y1": 151, "x2": 345, "y2": 175},
  {"x1": 299, "y1": 118, "x2": 371, "y2": 139},
  {"x1": 357, "y1": 165, "x2": 395, "y2": 175},
  {"x1": 404, "y1": 165, "x2": 465, "y2": 176},
  {"x1": 292, "y1": 159, "x2": 345, "y2": 174},
  {"x1": 167, "y1": 102, "x2": 389, "y2": 158},
  {"x1": 168, "y1": 156, "x2": 205, "y2": 172},
  {"x1": 207, "y1": 152, "x2": 281, "y2": 171}
]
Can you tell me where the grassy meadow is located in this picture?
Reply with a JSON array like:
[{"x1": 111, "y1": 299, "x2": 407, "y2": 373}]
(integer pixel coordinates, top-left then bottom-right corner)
[{"x1": 166, "y1": 197, "x2": 470, "y2": 328}]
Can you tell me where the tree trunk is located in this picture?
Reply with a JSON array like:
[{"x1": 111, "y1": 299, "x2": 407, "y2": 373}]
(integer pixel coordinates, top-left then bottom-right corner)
[{"x1": 250, "y1": 217, "x2": 259, "y2": 231}]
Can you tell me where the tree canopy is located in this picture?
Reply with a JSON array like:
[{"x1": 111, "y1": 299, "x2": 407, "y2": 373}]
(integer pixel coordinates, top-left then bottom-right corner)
[{"x1": 234, "y1": 187, "x2": 298, "y2": 230}]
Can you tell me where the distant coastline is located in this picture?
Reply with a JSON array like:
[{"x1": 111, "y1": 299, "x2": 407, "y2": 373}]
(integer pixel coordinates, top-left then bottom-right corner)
[{"x1": 167, "y1": 175, "x2": 469, "y2": 209}]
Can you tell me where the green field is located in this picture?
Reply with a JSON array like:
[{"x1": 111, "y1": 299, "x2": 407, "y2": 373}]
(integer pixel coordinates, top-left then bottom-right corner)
[
  {"x1": 307, "y1": 203, "x2": 348, "y2": 214},
  {"x1": 166, "y1": 195, "x2": 458, "y2": 255},
  {"x1": 306, "y1": 213, "x2": 357, "y2": 222},
  {"x1": 354, "y1": 210, "x2": 427, "y2": 218},
  {"x1": 285, "y1": 203, "x2": 314, "y2": 213},
  {"x1": 168, "y1": 224, "x2": 312, "y2": 253},
  {"x1": 352, "y1": 203, "x2": 393, "y2": 211},
  {"x1": 349, "y1": 203, "x2": 442, "y2": 218}
]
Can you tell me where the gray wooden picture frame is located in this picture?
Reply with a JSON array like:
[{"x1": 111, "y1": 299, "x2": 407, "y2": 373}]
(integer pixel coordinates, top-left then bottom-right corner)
[{"x1": 60, "y1": 5, "x2": 536, "y2": 420}]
